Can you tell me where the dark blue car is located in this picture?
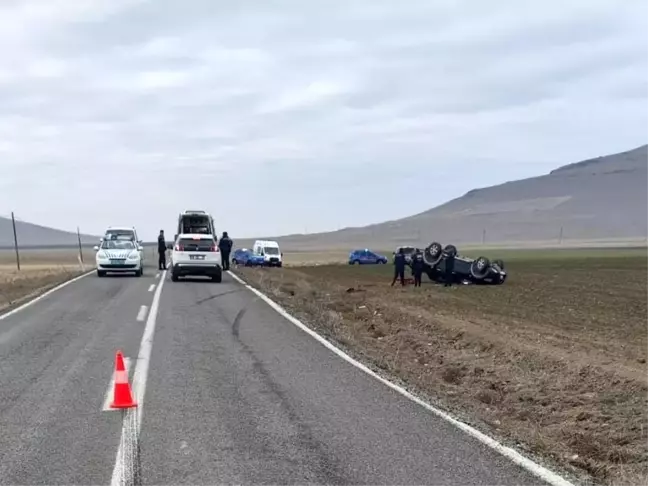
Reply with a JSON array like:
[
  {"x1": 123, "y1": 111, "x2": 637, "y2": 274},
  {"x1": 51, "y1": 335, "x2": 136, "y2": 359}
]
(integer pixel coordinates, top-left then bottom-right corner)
[
  {"x1": 348, "y1": 249, "x2": 388, "y2": 265},
  {"x1": 232, "y1": 248, "x2": 264, "y2": 266}
]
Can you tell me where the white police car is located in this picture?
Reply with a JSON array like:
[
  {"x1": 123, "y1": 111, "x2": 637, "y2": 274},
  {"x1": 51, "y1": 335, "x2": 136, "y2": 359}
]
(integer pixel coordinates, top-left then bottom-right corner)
[{"x1": 94, "y1": 236, "x2": 143, "y2": 277}]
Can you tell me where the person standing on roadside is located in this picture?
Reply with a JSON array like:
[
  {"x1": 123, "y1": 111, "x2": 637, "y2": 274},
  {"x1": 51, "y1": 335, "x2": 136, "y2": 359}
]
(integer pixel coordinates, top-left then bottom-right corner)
[
  {"x1": 218, "y1": 231, "x2": 233, "y2": 271},
  {"x1": 391, "y1": 247, "x2": 406, "y2": 286},
  {"x1": 412, "y1": 249, "x2": 424, "y2": 287},
  {"x1": 157, "y1": 230, "x2": 167, "y2": 270}
]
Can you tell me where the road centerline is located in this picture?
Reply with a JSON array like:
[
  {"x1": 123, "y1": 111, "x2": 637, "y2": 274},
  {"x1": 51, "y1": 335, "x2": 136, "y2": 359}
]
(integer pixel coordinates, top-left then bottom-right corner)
[{"x1": 110, "y1": 270, "x2": 166, "y2": 486}]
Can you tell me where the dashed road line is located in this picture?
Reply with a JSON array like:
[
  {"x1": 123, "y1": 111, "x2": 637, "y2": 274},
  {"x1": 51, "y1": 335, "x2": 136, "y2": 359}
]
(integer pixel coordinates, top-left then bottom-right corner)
[
  {"x1": 136, "y1": 305, "x2": 148, "y2": 322},
  {"x1": 148, "y1": 284, "x2": 155, "y2": 292}
]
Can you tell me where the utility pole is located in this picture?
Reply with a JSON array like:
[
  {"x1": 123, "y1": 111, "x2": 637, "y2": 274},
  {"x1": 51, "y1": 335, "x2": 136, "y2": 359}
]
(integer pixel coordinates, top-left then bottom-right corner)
[
  {"x1": 11, "y1": 212, "x2": 20, "y2": 271},
  {"x1": 77, "y1": 227, "x2": 84, "y2": 263},
  {"x1": 559, "y1": 226, "x2": 564, "y2": 245},
  {"x1": 482, "y1": 228, "x2": 486, "y2": 245}
]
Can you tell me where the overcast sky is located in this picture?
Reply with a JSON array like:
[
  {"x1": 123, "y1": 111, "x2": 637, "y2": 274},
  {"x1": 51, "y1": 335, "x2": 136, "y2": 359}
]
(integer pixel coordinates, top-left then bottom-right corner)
[{"x1": 0, "y1": 0, "x2": 646, "y2": 239}]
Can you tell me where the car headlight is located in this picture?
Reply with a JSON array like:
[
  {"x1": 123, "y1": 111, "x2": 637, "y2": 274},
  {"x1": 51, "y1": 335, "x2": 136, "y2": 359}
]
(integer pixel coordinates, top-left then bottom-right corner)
[
  {"x1": 127, "y1": 252, "x2": 140, "y2": 260},
  {"x1": 97, "y1": 251, "x2": 107, "y2": 259}
]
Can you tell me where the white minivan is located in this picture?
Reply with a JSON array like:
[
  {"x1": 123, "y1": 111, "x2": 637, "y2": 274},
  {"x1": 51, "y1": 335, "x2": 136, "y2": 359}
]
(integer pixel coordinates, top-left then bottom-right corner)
[{"x1": 253, "y1": 240, "x2": 283, "y2": 267}]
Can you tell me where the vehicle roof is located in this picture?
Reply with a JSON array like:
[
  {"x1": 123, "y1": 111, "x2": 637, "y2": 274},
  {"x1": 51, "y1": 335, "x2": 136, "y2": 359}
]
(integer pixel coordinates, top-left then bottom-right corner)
[
  {"x1": 177, "y1": 233, "x2": 214, "y2": 239},
  {"x1": 106, "y1": 227, "x2": 135, "y2": 231},
  {"x1": 181, "y1": 210, "x2": 207, "y2": 214},
  {"x1": 254, "y1": 240, "x2": 279, "y2": 245}
]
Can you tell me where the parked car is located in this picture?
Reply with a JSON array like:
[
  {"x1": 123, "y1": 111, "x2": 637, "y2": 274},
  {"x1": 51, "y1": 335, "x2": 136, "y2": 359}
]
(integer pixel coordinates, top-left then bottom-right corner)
[
  {"x1": 232, "y1": 248, "x2": 265, "y2": 267},
  {"x1": 170, "y1": 233, "x2": 222, "y2": 282},
  {"x1": 419, "y1": 242, "x2": 507, "y2": 285},
  {"x1": 348, "y1": 249, "x2": 388, "y2": 265},
  {"x1": 94, "y1": 237, "x2": 143, "y2": 277}
]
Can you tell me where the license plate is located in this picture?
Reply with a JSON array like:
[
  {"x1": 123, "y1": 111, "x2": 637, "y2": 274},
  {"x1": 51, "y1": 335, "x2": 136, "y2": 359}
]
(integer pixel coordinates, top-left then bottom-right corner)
[
  {"x1": 110, "y1": 259, "x2": 126, "y2": 265},
  {"x1": 190, "y1": 254, "x2": 205, "y2": 260}
]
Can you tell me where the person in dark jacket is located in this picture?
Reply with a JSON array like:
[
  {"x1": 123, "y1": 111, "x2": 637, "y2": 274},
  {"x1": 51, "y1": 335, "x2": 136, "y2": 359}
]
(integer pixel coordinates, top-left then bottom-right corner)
[
  {"x1": 412, "y1": 249, "x2": 424, "y2": 287},
  {"x1": 157, "y1": 230, "x2": 167, "y2": 270},
  {"x1": 391, "y1": 248, "x2": 406, "y2": 286},
  {"x1": 218, "y1": 231, "x2": 233, "y2": 270},
  {"x1": 444, "y1": 249, "x2": 455, "y2": 287}
]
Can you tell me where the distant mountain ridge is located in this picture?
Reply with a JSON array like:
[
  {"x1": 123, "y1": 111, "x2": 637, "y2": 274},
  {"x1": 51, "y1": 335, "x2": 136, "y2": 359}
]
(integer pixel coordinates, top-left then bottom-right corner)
[
  {"x1": 0, "y1": 216, "x2": 99, "y2": 248},
  {"x1": 2, "y1": 145, "x2": 646, "y2": 250},
  {"x1": 247, "y1": 144, "x2": 648, "y2": 250}
]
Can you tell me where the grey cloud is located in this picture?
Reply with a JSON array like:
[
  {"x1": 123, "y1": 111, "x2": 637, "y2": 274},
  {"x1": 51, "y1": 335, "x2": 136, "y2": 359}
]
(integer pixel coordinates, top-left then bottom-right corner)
[{"x1": 0, "y1": 0, "x2": 646, "y2": 238}]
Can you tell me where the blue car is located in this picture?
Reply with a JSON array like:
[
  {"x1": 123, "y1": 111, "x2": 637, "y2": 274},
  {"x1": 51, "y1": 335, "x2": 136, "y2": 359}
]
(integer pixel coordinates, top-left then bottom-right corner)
[
  {"x1": 232, "y1": 248, "x2": 264, "y2": 267},
  {"x1": 348, "y1": 249, "x2": 388, "y2": 265}
]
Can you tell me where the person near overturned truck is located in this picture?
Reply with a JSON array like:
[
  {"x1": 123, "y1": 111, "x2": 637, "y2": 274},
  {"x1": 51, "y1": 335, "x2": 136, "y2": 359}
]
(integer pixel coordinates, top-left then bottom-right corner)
[
  {"x1": 218, "y1": 231, "x2": 233, "y2": 271},
  {"x1": 443, "y1": 247, "x2": 455, "y2": 287},
  {"x1": 157, "y1": 230, "x2": 167, "y2": 270},
  {"x1": 391, "y1": 247, "x2": 406, "y2": 286},
  {"x1": 412, "y1": 249, "x2": 424, "y2": 287}
]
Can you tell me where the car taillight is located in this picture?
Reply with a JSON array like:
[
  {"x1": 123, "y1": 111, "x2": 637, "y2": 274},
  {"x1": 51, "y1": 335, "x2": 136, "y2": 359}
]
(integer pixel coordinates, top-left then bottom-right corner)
[
  {"x1": 210, "y1": 245, "x2": 219, "y2": 252},
  {"x1": 175, "y1": 244, "x2": 184, "y2": 251}
]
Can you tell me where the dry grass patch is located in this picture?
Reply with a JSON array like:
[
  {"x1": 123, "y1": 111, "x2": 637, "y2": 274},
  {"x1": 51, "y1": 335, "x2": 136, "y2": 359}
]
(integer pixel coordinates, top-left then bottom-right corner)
[
  {"x1": 237, "y1": 252, "x2": 648, "y2": 486},
  {"x1": 0, "y1": 263, "x2": 86, "y2": 312}
]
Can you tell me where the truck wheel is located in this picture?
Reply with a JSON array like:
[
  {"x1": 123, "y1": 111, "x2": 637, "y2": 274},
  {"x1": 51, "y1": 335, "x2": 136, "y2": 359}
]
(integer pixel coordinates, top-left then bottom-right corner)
[
  {"x1": 171, "y1": 271, "x2": 179, "y2": 282},
  {"x1": 423, "y1": 242, "x2": 443, "y2": 266},
  {"x1": 443, "y1": 244, "x2": 457, "y2": 258},
  {"x1": 97, "y1": 270, "x2": 106, "y2": 277},
  {"x1": 212, "y1": 269, "x2": 223, "y2": 283},
  {"x1": 470, "y1": 256, "x2": 491, "y2": 279}
]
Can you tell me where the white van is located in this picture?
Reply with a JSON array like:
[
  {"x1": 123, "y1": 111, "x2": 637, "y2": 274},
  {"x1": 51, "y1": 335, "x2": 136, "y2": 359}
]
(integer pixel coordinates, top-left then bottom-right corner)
[{"x1": 253, "y1": 240, "x2": 283, "y2": 267}]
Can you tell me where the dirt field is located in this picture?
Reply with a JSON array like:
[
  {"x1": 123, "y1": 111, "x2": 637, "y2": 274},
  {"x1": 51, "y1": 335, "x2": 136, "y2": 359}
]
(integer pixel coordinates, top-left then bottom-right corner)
[
  {"x1": 0, "y1": 249, "x2": 90, "y2": 313},
  {"x1": 237, "y1": 248, "x2": 648, "y2": 486}
]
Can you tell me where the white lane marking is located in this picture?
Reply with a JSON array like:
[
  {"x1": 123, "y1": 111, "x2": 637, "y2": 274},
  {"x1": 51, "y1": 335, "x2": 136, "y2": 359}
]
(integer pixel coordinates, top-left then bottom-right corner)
[
  {"x1": 0, "y1": 270, "x2": 94, "y2": 321},
  {"x1": 102, "y1": 357, "x2": 132, "y2": 412},
  {"x1": 155, "y1": 273, "x2": 160, "y2": 279},
  {"x1": 110, "y1": 270, "x2": 166, "y2": 486},
  {"x1": 136, "y1": 305, "x2": 148, "y2": 322},
  {"x1": 227, "y1": 271, "x2": 575, "y2": 486},
  {"x1": 148, "y1": 284, "x2": 155, "y2": 292}
]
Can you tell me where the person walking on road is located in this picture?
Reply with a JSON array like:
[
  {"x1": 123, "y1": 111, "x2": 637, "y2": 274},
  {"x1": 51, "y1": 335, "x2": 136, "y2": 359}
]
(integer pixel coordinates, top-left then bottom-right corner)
[
  {"x1": 444, "y1": 248, "x2": 455, "y2": 287},
  {"x1": 157, "y1": 230, "x2": 167, "y2": 270},
  {"x1": 218, "y1": 231, "x2": 233, "y2": 271},
  {"x1": 391, "y1": 248, "x2": 406, "y2": 286},
  {"x1": 412, "y1": 249, "x2": 424, "y2": 287}
]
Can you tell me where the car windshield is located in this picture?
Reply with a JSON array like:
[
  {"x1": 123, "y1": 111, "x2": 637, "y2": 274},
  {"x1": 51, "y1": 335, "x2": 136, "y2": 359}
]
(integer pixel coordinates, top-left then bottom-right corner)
[
  {"x1": 264, "y1": 247, "x2": 280, "y2": 255},
  {"x1": 102, "y1": 239, "x2": 135, "y2": 250},
  {"x1": 106, "y1": 231, "x2": 134, "y2": 240}
]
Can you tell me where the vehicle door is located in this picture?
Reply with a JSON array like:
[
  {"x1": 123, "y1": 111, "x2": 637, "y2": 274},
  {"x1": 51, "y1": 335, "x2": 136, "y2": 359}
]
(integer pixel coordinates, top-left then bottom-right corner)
[{"x1": 358, "y1": 250, "x2": 371, "y2": 264}]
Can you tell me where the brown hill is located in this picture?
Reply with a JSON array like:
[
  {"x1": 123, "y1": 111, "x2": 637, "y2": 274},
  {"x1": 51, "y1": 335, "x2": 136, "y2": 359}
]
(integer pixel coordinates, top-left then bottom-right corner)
[
  {"x1": 0, "y1": 215, "x2": 99, "y2": 248},
  {"x1": 242, "y1": 145, "x2": 648, "y2": 251}
]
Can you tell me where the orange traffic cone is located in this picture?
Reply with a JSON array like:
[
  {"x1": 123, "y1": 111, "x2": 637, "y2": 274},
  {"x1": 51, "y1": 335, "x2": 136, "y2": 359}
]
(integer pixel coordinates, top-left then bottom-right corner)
[{"x1": 109, "y1": 350, "x2": 137, "y2": 409}]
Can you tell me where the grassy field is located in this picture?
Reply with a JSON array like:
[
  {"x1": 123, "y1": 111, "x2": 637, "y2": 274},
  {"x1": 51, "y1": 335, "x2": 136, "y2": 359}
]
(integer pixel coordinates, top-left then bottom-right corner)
[
  {"x1": 0, "y1": 249, "x2": 91, "y2": 312},
  {"x1": 237, "y1": 248, "x2": 648, "y2": 486}
]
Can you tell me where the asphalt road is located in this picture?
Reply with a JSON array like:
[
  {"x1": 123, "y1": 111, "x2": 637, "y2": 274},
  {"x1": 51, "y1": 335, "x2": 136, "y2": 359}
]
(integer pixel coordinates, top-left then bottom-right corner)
[{"x1": 0, "y1": 266, "x2": 550, "y2": 485}]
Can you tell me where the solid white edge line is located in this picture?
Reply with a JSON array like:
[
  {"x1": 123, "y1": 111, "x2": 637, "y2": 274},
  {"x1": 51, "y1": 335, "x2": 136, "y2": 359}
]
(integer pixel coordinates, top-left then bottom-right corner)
[
  {"x1": 136, "y1": 305, "x2": 148, "y2": 322},
  {"x1": 102, "y1": 357, "x2": 132, "y2": 412},
  {"x1": 227, "y1": 270, "x2": 576, "y2": 486},
  {"x1": 0, "y1": 269, "x2": 94, "y2": 321},
  {"x1": 110, "y1": 269, "x2": 167, "y2": 486},
  {"x1": 148, "y1": 284, "x2": 155, "y2": 292}
]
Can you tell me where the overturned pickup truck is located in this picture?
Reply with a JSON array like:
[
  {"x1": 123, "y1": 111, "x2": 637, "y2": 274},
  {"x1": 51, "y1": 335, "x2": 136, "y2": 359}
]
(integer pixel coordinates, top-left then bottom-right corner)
[{"x1": 416, "y1": 242, "x2": 507, "y2": 285}]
